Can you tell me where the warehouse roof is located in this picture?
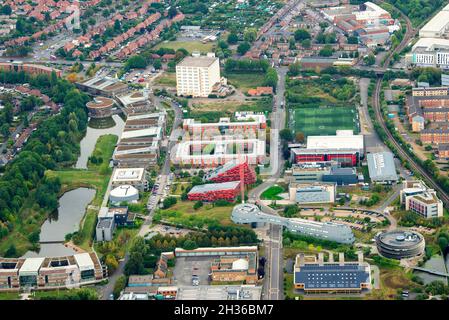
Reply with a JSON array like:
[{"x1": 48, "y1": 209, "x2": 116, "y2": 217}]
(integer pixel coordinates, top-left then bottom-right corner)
[
  {"x1": 420, "y1": 9, "x2": 449, "y2": 34},
  {"x1": 367, "y1": 152, "x2": 398, "y2": 181},
  {"x1": 188, "y1": 181, "x2": 240, "y2": 194}
]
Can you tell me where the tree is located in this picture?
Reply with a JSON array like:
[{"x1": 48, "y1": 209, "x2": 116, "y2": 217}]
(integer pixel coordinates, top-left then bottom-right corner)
[
  {"x1": 153, "y1": 59, "x2": 162, "y2": 70},
  {"x1": 113, "y1": 275, "x2": 126, "y2": 299},
  {"x1": 301, "y1": 39, "x2": 311, "y2": 49},
  {"x1": 244, "y1": 28, "x2": 257, "y2": 43},
  {"x1": 5, "y1": 244, "x2": 17, "y2": 257},
  {"x1": 294, "y1": 29, "x2": 311, "y2": 42},
  {"x1": 227, "y1": 33, "x2": 238, "y2": 45},
  {"x1": 364, "y1": 54, "x2": 376, "y2": 66},
  {"x1": 319, "y1": 45, "x2": 333, "y2": 57},
  {"x1": 162, "y1": 196, "x2": 177, "y2": 209},
  {"x1": 280, "y1": 128, "x2": 293, "y2": 141},
  {"x1": 168, "y1": 6, "x2": 177, "y2": 18},
  {"x1": 183, "y1": 239, "x2": 198, "y2": 250},
  {"x1": 438, "y1": 236, "x2": 448, "y2": 251},
  {"x1": 193, "y1": 201, "x2": 203, "y2": 210},
  {"x1": 0, "y1": 5, "x2": 12, "y2": 15},
  {"x1": 295, "y1": 132, "x2": 305, "y2": 143},
  {"x1": 237, "y1": 42, "x2": 251, "y2": 55},
  {"x1": 105, "y1": 254, "x2": 119, "y2": 274}
]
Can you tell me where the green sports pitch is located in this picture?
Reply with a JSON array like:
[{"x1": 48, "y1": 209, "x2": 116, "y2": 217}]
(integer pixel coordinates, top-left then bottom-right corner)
[{"x1": 293, "y1": 106, "x2": 359, "y2": 137}]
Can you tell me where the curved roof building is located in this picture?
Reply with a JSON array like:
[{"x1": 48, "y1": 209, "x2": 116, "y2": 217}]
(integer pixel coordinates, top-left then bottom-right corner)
[
  {"x1": 376, "y1": 230, "x2": 425, "y2": 259},
  {"x1": 231, "y1": 203, "x2": 355, "y2": 244},
  {"x1": 109, "y1": 185, "x2": 139, "y2": 203},
  {"x1": 86, "y1": 96, "x2": 114, "y2": 119}
]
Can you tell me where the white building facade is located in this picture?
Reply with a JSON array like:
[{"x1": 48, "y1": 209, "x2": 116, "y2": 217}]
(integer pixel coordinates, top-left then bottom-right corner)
[{"x1": 176, "y1": 53, "x2": 221, "y2": 97}]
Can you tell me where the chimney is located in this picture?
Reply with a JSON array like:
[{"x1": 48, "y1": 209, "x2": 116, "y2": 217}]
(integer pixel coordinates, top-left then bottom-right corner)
[
  {"x1": 318, "y1": 252, "x2": 324, "y2": 266},
  {"x1": 339, "y1": 252, "x2": 345, "y2": 266},
  {"x1": 328, "y1": 253, "x2": 334, "y2": 263},
  {"x1": 357, "y1": 251, "x2": 364, "y2": 263}
]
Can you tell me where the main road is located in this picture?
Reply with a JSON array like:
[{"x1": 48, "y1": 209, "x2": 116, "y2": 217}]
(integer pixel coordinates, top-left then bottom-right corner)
[{"x1": 248, "y1": 66, "x2": 287, "y2": 300}]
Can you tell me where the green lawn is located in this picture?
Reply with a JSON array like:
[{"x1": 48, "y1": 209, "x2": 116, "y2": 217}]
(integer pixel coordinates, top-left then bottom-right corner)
[
  {"x1": 153, "y1": 201, "x2": 234, "y2": 229},
  {"x1": 225, "y1": 72, "x2": 266, "y2": 92},
  {"x1": 154, "y1": 72, "x2": 176, "y2": 87},
  {"x1": 294, "y1": 106, "x2": 359, "y2": 137},
  {"x1": 0, "y1": 292, "x2": 20, "y2": 300},
  {"x1": 154, "y1": 40, "x2": 216, "y2": 53},
  {"x1": 261, "y1": 185, "x2": 285, "y2": 200},
  {"x1": 87, "y1": 134, "x2": 118, "y2": 170}
]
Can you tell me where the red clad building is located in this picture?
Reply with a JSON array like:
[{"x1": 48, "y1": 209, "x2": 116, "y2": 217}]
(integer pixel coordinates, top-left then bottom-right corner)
[
  {"x1": 187, "y1": 181, "x2": 241, "y2": 202},
  {"x1": 291, "y1": 148, "x2": 358, "y2": 167},
  {"x1": 203, "y1": 160, "x2": 256, "y2": 185}
]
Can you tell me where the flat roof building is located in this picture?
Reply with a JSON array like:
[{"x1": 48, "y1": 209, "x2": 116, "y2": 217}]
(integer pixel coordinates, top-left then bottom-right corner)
[
  {"x1": 86, "y1": 96, "x2": 114, "y2": 119},
  {"x1": 306, "y1": 130, "x2": 364, "y2": 156},
  {"x1": 400, "y1": 180, "x2": 443, "y2": 218},
  {"x1": 367, "y1": 152, "x2": 398, "y2": 183},
  {"x1": 0, "y1": 252, "x2": 104, "y2": 291},
  {"x1": 76, "y1": 76, "x2": 129, "y2": 98},
  {"x1": 376, "y1": 230, "x2": 425, "y2": 259},
  {"x1": 289, "y1": 182, "x2": 336, "y2": 204},
  {"x1": 293, "y1": 252, "x2": 371, "y2": 294},
  {"x1": 231, "y1": 204, "x2": 355, "y2": 244},
  {"x1": 111, "y1": 167, "x2": 148, "y2": 191},
  {"x1": 419, "y1": 4, "x2": 449, "y2": 38}
]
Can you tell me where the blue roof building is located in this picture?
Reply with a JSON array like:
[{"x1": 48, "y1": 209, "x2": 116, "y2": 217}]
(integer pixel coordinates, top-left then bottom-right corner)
[{"x1": 293, "y1": 253, "x2": 371, "y2": 294}]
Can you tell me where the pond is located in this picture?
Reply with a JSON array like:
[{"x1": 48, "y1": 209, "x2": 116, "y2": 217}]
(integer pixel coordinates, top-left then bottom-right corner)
[
  {"x1": 413, "y1": 254, "x2": 449, "y2": 285},
  {"x1": 75, "y1": 115, "x2": 125, "y2": 169},
  {"x1": 22, "y1": 187, "x2": 96, "y2": 258}
]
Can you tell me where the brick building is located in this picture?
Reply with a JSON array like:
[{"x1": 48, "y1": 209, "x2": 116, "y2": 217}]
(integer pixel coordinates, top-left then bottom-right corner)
[{"x1": 203, "y1": 160, "x2": 256, "y2": 185}]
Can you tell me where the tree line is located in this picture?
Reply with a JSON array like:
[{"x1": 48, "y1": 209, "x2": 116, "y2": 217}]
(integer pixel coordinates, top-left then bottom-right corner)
[{"x1": 0, "y1": 70, "x2": 89, "y2": 255}]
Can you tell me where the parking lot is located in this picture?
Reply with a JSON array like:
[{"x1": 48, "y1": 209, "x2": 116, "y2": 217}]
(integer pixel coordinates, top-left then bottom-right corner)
[
  {"x1": 173, "y1": 256, "x2": 212, "y2": 287},
  {"x1": 176, "y1": 285, "x2": 262, "y2": 300}
]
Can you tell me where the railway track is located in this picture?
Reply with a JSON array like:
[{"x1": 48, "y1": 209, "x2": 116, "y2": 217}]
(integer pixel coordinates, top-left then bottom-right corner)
[{"x1": 372, "y1": 3, "x2": 449, "y2": 207}]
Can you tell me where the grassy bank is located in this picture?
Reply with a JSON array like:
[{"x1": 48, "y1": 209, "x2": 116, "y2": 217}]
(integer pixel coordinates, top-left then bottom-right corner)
[
  {"x1": 46, "y1": 134, "x2": 118, "y2": 251},
  {"x1": 153, "y1": 201, "x2": 234, "y2": 229}
]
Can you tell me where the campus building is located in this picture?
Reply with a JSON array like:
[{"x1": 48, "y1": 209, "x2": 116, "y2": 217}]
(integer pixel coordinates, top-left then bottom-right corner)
[
  {"x1": 111, "y1": 167, "x2": 148, "y2": 192},
  {"x1": 182, "y1": 112, "x2": 266, "y2": 134},
  {"x1": 203, "y1": 159, "x2": 257, "y2": 185},
  {"x1": 96, "y1": 206, "x2": 135, "y2": 242},
  {"x1": 376, "y1": 230, "x2": 425, "y2": 259},
  {"x1": 293, "y1": 252, "x2": 371, "y2": 294},
  {"x1": 76, "y1": 76, "x2": 129, "y2": 98},
  {"x1": 231, "y1": 204, "x2": 355, "y2": 244},
  {"x1": 113, "y1": 113, "x2": 165, "y2": 169},
  {"x1": 176, "y1": 53, "x2": 221, "y2": 97},
  {"x1": 289, "y1": 182, "x2": 336, "y2": 204},
  {"x1": 0, "y1": 253, "x2": 104, "y2": 291},
  {"x1": 291, "y1": 131, "x2": 364, "y2": 167},
  {"x1": 400, "y1": 180, "x2": 443, "y2": 218},
  {"x1": 408, "y1": 38, "x2": 449, "y2": 69},
  {"x1": 210, "y1": 255, "x2": 258, "y2": 284},
  {"x1": 187, "y1": 181, "x2": 241, "y2": 202},
  {"x1": 173, "y1": 137, "x2": 266, "y2": 167},
  {"x1": 86, "y1": 96, "x2": 115, "y2": 119},
  {"x1": 367, "y1": 152, "x2": 398, "y2": 184}
]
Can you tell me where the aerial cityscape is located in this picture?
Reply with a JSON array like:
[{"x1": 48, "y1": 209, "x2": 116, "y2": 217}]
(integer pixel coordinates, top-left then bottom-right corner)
[{"x1": 1, "y1": 0, "x2": 449, "y2": 304}]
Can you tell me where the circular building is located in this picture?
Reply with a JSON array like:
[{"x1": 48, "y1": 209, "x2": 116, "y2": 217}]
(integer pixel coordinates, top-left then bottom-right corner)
[
  {"x1": 86, "y1": 96, "x2": 114, "y2": 119},
  {"x1": 109, "y1": 185, "x2": 139, "y2": 204},
  {"x1": 376, "y1": 230, "x2": 425, "y2": 259}
]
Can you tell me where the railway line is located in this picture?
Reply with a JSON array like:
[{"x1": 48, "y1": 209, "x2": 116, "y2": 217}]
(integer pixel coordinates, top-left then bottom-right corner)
[{"x1": 373, "y1": 3, "x2": 449, "y2": 208}]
